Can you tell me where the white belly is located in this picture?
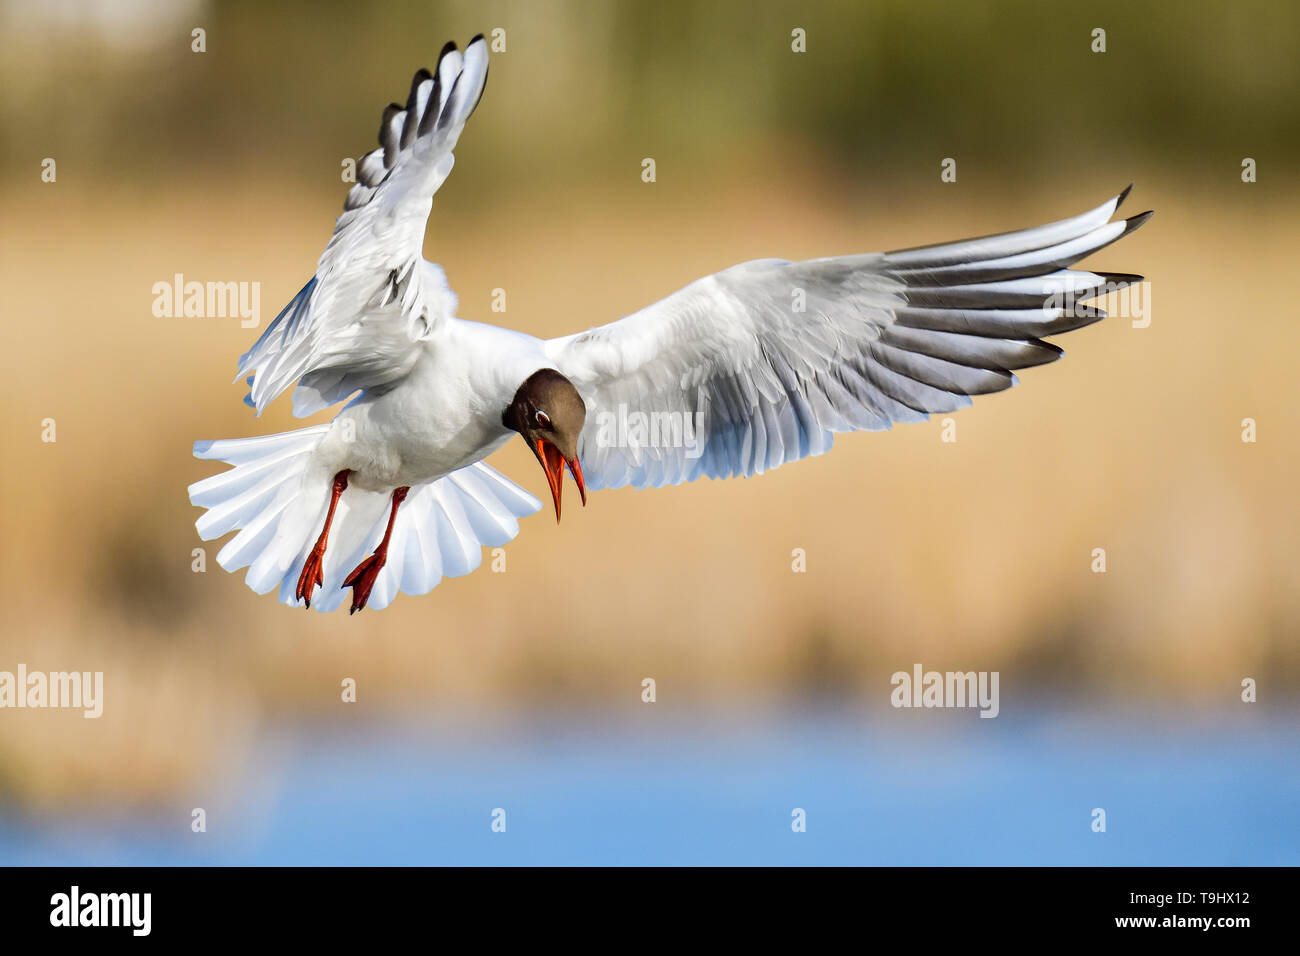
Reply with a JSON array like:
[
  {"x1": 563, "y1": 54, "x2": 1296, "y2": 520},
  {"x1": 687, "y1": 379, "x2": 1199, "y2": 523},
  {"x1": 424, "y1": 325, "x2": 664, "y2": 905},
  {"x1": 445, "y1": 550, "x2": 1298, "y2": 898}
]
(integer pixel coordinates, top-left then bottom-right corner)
[{"x1": 311, "y1": 319, "x2": 549, "y2": 490}]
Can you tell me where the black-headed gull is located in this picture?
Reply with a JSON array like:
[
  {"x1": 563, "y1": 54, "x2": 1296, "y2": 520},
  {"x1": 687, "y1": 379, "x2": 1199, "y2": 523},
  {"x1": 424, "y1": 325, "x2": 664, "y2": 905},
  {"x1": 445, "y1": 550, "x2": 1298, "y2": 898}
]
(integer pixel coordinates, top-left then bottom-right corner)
[{"x1": 189, "y1": 35, "x2": 1152, "y2": 613}]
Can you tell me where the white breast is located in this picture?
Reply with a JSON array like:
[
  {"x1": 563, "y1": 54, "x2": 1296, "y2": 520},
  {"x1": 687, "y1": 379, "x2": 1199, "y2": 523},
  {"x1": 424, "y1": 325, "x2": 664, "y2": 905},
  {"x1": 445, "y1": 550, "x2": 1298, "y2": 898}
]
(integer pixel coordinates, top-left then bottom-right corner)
[{"x1": 314, "y1": 318, "x2": 551, "y2": 490}]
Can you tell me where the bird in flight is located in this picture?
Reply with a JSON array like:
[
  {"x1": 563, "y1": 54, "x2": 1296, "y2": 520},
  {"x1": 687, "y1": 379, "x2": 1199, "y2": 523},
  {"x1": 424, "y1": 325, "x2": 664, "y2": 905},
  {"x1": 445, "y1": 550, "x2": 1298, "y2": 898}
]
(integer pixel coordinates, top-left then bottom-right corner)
[{"x1": 189, "y1": 35, "x2": 1152, "y2": 613}]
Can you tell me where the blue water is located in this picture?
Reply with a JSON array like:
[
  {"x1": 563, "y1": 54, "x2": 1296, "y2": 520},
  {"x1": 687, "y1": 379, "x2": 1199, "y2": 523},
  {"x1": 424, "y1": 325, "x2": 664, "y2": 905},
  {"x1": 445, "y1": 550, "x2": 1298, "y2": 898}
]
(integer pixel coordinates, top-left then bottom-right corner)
[{"x1": 3, "y1": 707, "x2": 1296, "y2": 865}]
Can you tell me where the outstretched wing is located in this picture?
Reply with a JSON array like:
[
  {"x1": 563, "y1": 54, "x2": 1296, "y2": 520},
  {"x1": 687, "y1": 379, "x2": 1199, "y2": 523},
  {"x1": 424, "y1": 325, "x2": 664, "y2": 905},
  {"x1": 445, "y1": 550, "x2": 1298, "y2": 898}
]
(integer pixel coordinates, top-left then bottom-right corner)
[
  {"x1": 237, "y1": 36, "x2": 490, "y2": 417},
  {"x1": 545, "y1": 188, "x2": 1152, "y2": 490}
]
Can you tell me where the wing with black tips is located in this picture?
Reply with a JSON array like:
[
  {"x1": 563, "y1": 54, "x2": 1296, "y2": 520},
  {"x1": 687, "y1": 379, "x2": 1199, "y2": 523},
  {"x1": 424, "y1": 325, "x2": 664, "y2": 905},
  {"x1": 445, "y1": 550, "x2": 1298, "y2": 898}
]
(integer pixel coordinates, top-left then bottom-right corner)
[
  {"x1": 545, "y1": 188, "x2": 1152, "y2": 489},
  {"x1": 237, "y1": 36, "x2": 489, "y2": 417}
]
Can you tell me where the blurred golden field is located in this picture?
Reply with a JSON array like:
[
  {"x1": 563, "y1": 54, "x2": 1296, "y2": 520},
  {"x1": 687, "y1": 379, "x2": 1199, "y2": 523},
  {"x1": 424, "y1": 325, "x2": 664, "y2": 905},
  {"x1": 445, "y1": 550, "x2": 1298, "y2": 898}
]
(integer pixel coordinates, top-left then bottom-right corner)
[
  {"x1": 1, "y1": 0, "x2": 1298, "y2": 811},
  {"x1": 5, "y1": 173, "x2": 1298, "y2": 809}
]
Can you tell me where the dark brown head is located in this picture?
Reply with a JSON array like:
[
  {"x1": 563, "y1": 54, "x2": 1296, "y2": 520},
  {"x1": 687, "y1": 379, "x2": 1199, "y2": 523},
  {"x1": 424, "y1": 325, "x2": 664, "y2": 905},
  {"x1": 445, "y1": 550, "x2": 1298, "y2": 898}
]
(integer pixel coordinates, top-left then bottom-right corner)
[{"x1": 502, "y1": 368, "x2": 587, "y2": 521}]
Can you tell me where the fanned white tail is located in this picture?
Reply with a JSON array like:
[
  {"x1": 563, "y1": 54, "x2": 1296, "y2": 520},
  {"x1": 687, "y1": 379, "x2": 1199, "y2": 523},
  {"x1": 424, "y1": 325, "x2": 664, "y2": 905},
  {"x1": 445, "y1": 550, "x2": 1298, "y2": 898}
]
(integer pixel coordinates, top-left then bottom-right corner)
[{"x1": 189, "y1": 427, "x2": 542, "y2": 612}]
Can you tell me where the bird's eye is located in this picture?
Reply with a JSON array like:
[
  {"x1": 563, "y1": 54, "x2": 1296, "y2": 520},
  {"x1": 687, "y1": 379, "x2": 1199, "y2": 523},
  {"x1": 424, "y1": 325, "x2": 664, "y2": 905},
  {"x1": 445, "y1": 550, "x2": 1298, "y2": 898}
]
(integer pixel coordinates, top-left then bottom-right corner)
[{"x1": 534, "y1": 410, "x2": 551, "y2": 429}]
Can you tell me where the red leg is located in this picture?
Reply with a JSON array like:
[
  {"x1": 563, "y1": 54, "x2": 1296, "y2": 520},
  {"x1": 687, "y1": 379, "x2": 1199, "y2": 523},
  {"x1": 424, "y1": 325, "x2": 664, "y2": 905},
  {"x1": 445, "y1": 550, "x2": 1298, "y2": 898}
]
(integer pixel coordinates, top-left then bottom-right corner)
[
  {"x1": 343, "y1": 486, "x2": 409, "y2": 614},
  {"x1": 295, "y1": 469, "x2": 351, "y2": 609}
]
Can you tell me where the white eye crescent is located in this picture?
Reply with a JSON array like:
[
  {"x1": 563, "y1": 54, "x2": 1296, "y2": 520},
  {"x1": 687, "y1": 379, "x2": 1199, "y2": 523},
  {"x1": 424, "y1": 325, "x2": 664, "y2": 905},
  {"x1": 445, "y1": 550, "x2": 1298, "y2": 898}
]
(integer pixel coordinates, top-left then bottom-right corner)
[{"x1": 534, "y1": 410, "x2": 551, "y2": 428}]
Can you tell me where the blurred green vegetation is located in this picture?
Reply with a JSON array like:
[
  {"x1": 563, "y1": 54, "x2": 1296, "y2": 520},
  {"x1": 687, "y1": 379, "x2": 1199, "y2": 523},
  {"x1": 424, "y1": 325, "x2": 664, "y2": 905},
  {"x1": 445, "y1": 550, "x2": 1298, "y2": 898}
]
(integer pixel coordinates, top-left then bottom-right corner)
[{"x1": 3, "y1": 0, "x2": 1296, "y2": 199}]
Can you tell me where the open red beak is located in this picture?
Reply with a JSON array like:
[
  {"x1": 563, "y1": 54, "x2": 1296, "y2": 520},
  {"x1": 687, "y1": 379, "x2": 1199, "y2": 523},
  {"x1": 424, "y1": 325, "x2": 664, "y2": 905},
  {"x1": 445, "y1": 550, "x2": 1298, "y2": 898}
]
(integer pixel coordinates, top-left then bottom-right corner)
[{"x1": 536, "y1": 438, "x2": 586, "y2": 522}]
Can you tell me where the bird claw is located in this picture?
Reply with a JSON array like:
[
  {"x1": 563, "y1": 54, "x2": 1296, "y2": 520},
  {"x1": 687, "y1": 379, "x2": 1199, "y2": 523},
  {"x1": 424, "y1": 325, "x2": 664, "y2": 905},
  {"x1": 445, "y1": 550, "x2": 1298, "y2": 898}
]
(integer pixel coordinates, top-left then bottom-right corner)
[
  {"x1": 343, "y1": 549, "x2": 386, "y2": 614},
  {"x1": 296, "y1": 548, "x2": 326, "y2": 609}
]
